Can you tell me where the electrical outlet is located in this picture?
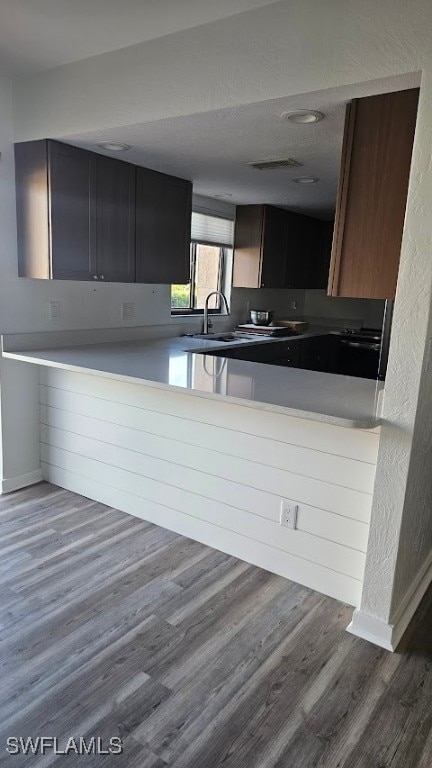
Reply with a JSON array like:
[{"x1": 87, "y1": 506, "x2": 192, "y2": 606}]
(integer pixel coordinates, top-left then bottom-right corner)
[
  {"x1": 121, "y1": 301, "x2": 135, "y2": 320},
  {"x1": 280, "y1": 500, "x2": 298, "y2": 529},
  {"x1": 48, "y1": 300, "x2": 60, "y2": 320}
]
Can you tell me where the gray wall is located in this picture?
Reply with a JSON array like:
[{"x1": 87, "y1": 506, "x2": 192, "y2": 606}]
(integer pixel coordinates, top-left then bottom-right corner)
[
  {"x1": 231, "y1": 287, "x2": 385, "y2": 329},
  {"x1": 304, "y1": 290, "x2": 385, "y2": 328},
  {"x1": 230, "y1": 287, "x2": 305, "y2": 326}
]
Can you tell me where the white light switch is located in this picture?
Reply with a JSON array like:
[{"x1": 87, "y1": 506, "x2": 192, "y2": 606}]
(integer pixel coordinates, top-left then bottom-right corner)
[{"x1": 280, "y1": 500, "x2": 298, "y2": 529}]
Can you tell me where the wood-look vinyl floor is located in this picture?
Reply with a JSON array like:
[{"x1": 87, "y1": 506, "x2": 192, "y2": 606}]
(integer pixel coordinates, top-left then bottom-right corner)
[{"x1": 0, "y1": 482, "x2": 431, "y2": 767}]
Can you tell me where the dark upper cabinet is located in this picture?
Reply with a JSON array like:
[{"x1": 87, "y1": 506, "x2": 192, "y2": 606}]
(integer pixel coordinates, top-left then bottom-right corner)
[
  {"x1": 260, "y1": 206, "x2": 289, "y2": 288},
  {"x1": 15, "y1": 139, "x2": 192, "y2": 284},
  {"x1": 302, "y1": 218, "x2": 334, "y2": 289},
  {"x1": 49, "y1": 142, "x2": 97, "y2": 280},
  {"x1": 285, "y1": 214, "x2": 333, "y2": 289},
  {"x1": 284, "y1": 212, "x2": 309, "y2": 288},
  {"x1": 95, "y1": 154, "x2": 135, "y2": 282},
  {"x1": 15, "y1": 140, "x2": 96, "y2": 280},
  {"x1": 232, "y1": 204, "x2": 330, "y2": 290},
  {"x1": 135, "y1": 167, "x2": 192, "y2": 284}
]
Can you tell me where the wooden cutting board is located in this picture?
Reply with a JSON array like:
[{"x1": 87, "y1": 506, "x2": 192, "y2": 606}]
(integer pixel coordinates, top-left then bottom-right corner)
[{"x1": 235, "y1": 324, "x2": 296, "y2": 336}]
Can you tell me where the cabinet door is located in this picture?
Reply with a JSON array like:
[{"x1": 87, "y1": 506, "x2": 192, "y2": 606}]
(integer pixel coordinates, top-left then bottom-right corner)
[
  {"x1": 318, "y1": 220, "x2": 334, "y2": 288},
  {"x1": 306, "y1": 219, "x2": 334, "y2": 289},
  {"x1": 15, "y1": 140, "x2": 51, "y2": 279},
  {"x1": 328, "y1": 88, "x2": 419, "y2": 299},
  {"x1": 284, "y1": 212, "x2": 309, "y2": 288},
  {"x1": 299, "y1": 335, "x2": 337, "y2": 373},
  {"x1": 232, "y1": 206, "x2": 264, "y2": 288},
  {"x1": 260, "y1": 206, "x2": 288, "y2": 288},
  {"x1": 136, "y1": 167, "x2": 192, "y2": 284},
  {"x1": 49, "y1": 141, "x2": 97, "y2": 280},
  {"x1": 95, "y1": 155, "x2": 135, "y2": 282}
]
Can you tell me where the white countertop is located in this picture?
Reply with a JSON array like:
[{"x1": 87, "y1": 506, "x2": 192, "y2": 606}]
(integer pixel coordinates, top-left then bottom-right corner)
[{"x1": 2, "y1": 332, "x2": 383, "y2": 429}]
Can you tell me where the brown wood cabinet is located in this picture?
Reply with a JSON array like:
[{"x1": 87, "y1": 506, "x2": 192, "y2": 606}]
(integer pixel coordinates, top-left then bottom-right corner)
[
  {"x1": 232, "y1": 204, "x2": 330, "y2": 289},
  {"x1": 15, "y1": 139, "x2": 192, "y2": 284},
  {"x1": 328, "y1": 88, "x2": 419, "y2": 299}
]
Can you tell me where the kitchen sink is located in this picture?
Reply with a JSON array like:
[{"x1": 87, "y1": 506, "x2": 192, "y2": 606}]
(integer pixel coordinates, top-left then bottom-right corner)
[{"x1": 190, "y1": 333, "x2": 246, "y2": 342}]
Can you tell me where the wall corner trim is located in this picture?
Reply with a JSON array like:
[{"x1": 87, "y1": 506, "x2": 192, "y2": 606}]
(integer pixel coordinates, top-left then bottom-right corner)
[
  {"x1": 347, "y1": 610, "x2": 395, "y2": 651},
  {"x1": 348, "y1": 548, "x2": 432, "y2": 651},
  {"x1": 1, "y1": 469, "x2": 43, "y2": 495}
]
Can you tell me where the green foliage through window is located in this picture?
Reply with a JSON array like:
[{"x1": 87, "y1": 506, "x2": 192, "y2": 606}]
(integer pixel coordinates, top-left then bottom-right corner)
[
  {"x1": 171, "y1": 284, "x2": 191, "y2": 309},
  {"x1": 171, "y1": 243, "x2": 224, "y2": 311}
]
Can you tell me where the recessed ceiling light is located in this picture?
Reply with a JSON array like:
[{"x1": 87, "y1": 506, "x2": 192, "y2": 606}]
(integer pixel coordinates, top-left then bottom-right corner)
[
  {"x1": 281, "y1": 110, "x2": 324, "y2": 124},
  {"x1": 97, "y1": 141, "x2": 131, "y2": 151},
  {"x1": 292, "y1": 176, "x2": 319, "y2": 184}
]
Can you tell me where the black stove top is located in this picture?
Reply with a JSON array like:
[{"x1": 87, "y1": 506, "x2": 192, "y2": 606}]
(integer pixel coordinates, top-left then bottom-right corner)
[{"x1": 341, "y1": 327, "x2": 382, "y2": 342}]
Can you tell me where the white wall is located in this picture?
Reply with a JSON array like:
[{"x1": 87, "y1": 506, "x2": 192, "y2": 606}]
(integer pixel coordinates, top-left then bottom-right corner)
[
  {"x1": 0, "y1": 76, "x2": 184, "y2": 486},
  {"x1": 0, "y1": 78, "x2": 171, "y2": 334},
  {"x1": 9, "y1": 1, "x2": 425, "y2": 142},
  {"x1": 3, "y1": 0, "x2": 432, "y2": 641}
]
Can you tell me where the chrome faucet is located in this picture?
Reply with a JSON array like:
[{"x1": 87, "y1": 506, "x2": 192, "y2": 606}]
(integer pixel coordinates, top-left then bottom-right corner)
[{"x1": 203, "y1": 291, "x2": 230, "y2": 335}]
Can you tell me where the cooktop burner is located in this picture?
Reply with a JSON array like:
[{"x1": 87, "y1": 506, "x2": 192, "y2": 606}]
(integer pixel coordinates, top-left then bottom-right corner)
[{"x1": 342, "y1": 327, "x2": 382, "y2": 342}]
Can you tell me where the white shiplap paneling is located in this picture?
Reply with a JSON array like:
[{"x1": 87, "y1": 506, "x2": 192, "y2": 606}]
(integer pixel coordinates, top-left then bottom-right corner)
[
  {"x1": 42, "y1": 462, "x2": 364, "y2": 606},
  {"x1": 39, "y1": 368, "x2": 379, "y2": 606},
  {"x1": 39, "y1": 368, "x2": 380, "y2": 461}
]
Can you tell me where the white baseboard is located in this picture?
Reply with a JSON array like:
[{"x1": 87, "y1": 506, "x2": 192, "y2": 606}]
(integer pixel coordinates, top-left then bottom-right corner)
[
  {"x1": 348, "y1": 547, "x2": 432, "y2": 651},
  {"x1": 347, "y1": 610, "x2": 395, "y2": 651},
  {"x1": 1, "y1": 469, "x2": 43, "y2": 495}
]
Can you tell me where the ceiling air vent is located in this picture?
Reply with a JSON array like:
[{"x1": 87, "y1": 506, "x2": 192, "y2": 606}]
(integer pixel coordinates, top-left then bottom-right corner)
[{"x1": 246, "y1": 157, "x2": 303, "y2": 171}]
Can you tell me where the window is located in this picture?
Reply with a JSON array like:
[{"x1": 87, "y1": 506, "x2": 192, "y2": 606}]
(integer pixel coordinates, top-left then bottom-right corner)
[
  {"x1": 171, "y1": 212, "x2": 234, "y2": 313},
  {"x1": 171, "y1": 243, "x2": 224, "y2": 311}
]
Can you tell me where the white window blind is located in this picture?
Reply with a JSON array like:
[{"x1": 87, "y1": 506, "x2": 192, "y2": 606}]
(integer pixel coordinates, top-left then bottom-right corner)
[{"x1": 191, "y1": 212, "x2": 234, "y2": 247}]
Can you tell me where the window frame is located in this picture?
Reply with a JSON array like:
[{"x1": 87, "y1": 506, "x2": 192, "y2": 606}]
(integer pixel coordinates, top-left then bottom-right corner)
[{"x1": 171, "y1": 241, "x2": 228, "y2": 315}]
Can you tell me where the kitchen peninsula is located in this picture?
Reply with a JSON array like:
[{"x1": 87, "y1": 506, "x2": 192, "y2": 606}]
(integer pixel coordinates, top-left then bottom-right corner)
[{"x1": 3, "y1": 330, "x2": 382, "y2": 608}]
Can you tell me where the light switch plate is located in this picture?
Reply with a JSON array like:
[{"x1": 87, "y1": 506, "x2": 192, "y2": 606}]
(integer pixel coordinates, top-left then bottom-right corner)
[
  {"x1": 280, "y1": 500, "x2": 298, "y2": 529},
  {"x1": 48, "y1": 300, "x2": 60, "y2": 320},
  {"x1": 121, "y1": 302, "x2": 135, "y2": 320}
]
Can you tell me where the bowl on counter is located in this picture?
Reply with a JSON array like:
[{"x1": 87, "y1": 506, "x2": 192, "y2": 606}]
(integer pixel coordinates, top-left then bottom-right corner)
[{"x1": 250, "y1": 310, "x2": 273, "y2": 326}]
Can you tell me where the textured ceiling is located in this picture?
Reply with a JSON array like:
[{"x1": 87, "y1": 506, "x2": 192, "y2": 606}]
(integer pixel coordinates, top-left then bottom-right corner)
[
  {"x1": 62, "y1": 90, "x2": 347, "y2": 218},
  {"x1": 64, "y1": 78, "x2": 417, "y2": 218},
  {"x1": 0, "y1": 0, "x2": 278, "y2": 75}
]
